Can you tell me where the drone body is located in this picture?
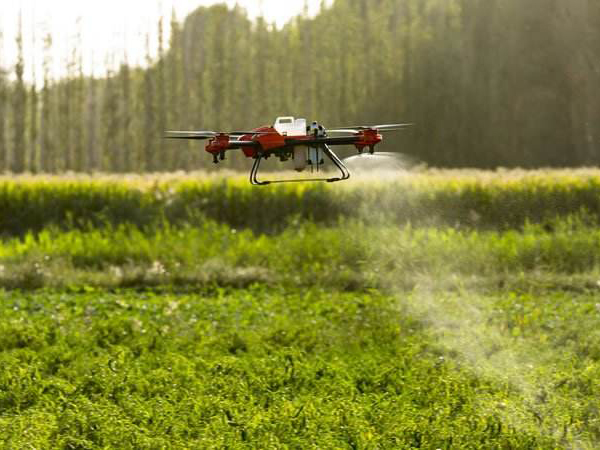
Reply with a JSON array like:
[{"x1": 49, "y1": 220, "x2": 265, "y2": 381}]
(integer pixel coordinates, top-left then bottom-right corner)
[{"x1": 166, "y1": 117, "x2": 411, "y2": 185}]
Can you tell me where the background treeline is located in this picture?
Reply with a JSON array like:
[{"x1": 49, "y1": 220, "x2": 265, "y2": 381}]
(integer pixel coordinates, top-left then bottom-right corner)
[{"x1": 0, "y1": 0, "x2": 599, "y2": 173}]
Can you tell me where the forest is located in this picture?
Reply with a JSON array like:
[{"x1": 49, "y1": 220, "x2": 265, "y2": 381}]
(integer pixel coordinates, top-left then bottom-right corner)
[{"x1": 0, "y1": 0, "x2": 598, "y2": 173}]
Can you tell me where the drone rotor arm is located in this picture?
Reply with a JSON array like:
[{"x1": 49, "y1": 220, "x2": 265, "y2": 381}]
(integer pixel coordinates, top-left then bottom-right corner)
[
  {"x1": 325, "y1": 129, "x2": 360, "y2": 135},
  {"x1": 285, "y1": 136, "x2": 360, "y2": 147},
  {"x1": 228, "y1": 140, "x2": 261, "y2": 149}
]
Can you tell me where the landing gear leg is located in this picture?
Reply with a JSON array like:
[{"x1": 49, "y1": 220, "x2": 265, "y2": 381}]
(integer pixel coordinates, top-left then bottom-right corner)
[
  {"x1": 250, "y1": 154, "x2": 271, "y2": 186},
  {"x1": 322, "y1": 145, "x2": 350, "y2": 183},
  {"x1": 250, "y1": 146, "x2": 350, "y2": 185}
]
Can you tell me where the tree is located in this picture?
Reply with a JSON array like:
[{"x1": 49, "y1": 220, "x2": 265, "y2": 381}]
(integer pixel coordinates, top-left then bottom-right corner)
[
  {"x1": 71, "y1": 20, "x2": 85, "y2": 172},
  {"x1": 155, "y1": 16, "x2": 167, "y2": 170},
  {"x1": 166, "y1": 9, "x2": 183, "y2": 170},
  {"x1": 102, "y1": 58, "x2": 119, "y2": 171},
  {"x1": 29, "y1": 27, "x2": 39, "y2": 172},
  {"x1": 0, "y1": 30, "x2": 7, "y2": 172},
  {"x1": 119, "y1": 59, "x2": 132, "y2": 172},
  {"x1": 143, "y1": 34, "x2": 156, "y2": 171},
  {"x1": 40, "y1": 33, "x2": 54, "y2": 172},
  {"x1": 56, "y1": 67, "x2": 72, "y2": 170},
  {"x1": 12, "y1": 13, "x2": 26, "y2": 173},
  {"x1": 86, "y1": 72, "x2": 99, "y2": 172}
]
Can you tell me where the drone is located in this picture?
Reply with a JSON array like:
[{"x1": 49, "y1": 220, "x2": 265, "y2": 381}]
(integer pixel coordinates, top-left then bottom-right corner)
[{"x1": 165, "y1": 117, "x2": 411, "y2": 185}]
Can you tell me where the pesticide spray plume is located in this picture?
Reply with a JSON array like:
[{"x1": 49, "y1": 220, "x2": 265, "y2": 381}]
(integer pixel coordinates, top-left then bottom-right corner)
[
  {"x1": 351, "y1": 180, "x2": 592, "y2": 447},
  {"x1": 342, "y1": 152, "x2": 420, "y2": 178}
]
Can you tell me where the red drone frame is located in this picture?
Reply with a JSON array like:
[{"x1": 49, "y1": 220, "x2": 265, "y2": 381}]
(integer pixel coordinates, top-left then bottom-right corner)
[{"x1": 166, "y1": 117, "x2": 411, "y2": 185}]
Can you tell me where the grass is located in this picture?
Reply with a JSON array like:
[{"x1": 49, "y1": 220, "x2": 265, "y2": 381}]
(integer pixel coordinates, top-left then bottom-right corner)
[{"x1": 2, "y1": 171, "x2": 600, "y2": 447}]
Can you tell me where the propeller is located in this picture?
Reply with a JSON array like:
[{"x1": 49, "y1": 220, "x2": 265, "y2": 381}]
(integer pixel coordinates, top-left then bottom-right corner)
[
  {"x1": 164, "y1": 131, "x2": 217, "y2": 140},
  {"x1": 165, "y1": 130, "x2": 278, "y2": 140},
  {"x1": 230, "y1": 131, "x2": 279, "y2": 135},
  {"x1": 327, "y1": 123, "x2": 413, "y2": 134}
]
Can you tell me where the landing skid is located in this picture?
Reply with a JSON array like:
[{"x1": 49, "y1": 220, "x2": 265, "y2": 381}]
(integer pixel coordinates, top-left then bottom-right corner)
[{"x1": 250, "y1": 145, "x2": 351, "y2": 186}]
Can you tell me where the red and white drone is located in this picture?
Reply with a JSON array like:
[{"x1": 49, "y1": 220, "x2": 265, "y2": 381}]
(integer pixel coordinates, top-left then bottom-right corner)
[{"x1": 166, "y1": 117, "x2": 411, "y2": 185}]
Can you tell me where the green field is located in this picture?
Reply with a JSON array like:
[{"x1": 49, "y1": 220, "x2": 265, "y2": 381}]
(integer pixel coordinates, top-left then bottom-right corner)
[{"x1": 2, "y1": 171, "x2": 600, "y2": 448}]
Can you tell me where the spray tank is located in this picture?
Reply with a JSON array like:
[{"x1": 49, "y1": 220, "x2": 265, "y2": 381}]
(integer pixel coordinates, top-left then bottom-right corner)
[{"x1": 293, "y1": 121, "x2": 326, "y2": 172}]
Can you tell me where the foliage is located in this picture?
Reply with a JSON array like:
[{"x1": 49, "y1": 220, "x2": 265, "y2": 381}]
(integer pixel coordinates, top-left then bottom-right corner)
[
  {"x1": 3, "y1": 170, "x2": 600, "y2": 236},
  {"x1": 0, "y1": 287, "x2": 564, "y2": 448}
]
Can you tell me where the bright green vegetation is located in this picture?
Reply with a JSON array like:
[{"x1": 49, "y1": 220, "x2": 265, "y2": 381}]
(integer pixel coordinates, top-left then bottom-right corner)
[
  {"x1": 1, "y1": 215, "x2": 600, "y2": 290},
  {"x1": 2, "y1": 173, "x2": 600, "y2": 447},
  {"x1": 0, "y1": 287, "x2": 583, "y2": 448},
  {"x1": 2, "y1": 284, "x2": 600, "y2": 447}
]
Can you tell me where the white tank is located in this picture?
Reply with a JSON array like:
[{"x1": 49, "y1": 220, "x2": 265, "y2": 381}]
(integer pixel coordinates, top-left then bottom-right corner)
[{"x1": 274, "y1": 117, "x2": 307, "y2": 137}]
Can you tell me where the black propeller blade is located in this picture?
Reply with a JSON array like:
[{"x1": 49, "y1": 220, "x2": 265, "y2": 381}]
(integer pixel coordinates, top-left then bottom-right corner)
[
  {"x1": 327, "y1": 123, "x2": 413, "y2": 133},
  {"x1": 165, "y1": 130, "x2": 279, "y2": 140}
]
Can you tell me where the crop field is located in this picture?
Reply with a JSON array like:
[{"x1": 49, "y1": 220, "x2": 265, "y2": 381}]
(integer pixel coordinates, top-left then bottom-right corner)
[{"x1": 2, "y1": 170, "x2": 600, "y2": 448}]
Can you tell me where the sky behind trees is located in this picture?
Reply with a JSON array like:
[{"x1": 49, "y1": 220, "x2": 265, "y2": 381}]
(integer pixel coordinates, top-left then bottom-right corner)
[{"x1": 0, "y1": 0, "x2": 329, "y2": 81}]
